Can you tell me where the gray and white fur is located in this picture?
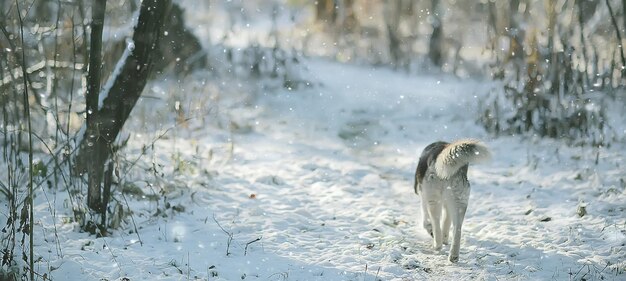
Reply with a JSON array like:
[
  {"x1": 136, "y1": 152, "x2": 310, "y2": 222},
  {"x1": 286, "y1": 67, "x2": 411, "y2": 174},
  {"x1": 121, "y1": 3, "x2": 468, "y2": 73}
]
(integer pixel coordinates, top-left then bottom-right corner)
[{"x1": 414, "y1": 139, "x2": 491, "y2": 262}]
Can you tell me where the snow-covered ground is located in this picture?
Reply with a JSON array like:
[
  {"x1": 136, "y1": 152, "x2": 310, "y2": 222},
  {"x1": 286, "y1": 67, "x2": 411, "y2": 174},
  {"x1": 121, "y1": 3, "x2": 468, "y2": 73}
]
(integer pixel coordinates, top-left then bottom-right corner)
[{"x1": 28, "y1": 57, "x2": 626, "y2": 280}]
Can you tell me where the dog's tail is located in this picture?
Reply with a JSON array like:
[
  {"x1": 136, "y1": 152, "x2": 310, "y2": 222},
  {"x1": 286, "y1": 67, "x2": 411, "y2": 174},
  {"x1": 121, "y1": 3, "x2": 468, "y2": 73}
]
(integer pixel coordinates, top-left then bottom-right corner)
[{"x1": 435, "y1": 139, "x2": 491, "y2": 179}]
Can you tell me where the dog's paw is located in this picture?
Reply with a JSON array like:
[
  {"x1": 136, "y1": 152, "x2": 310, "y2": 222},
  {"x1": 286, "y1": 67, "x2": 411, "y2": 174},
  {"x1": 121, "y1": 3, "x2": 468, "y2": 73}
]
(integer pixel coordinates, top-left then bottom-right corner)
[
  {"x1": 448, "y1": 255, "x2": 459, "y2": 263},
  {"x1": 442, "y1": 236, "x2": 449, "y2": 245},
  {"x1": 423, "y1": 221, "x2": 433, "y2": 237}
]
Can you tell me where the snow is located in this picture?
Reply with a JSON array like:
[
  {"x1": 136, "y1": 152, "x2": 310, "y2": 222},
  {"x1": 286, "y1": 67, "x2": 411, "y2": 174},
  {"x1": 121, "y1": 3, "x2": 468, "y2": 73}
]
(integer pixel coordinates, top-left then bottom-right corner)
[
  {"x1": 1, "y1": 1, "x2": 622, "y2": 280},
  {"x1": 27, "y1": 58, "x2": 626, "y2": 280}
]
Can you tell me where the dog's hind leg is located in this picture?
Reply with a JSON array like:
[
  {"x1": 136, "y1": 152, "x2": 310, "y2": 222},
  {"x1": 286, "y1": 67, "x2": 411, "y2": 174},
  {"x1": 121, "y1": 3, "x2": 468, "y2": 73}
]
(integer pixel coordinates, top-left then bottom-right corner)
[
  {"x1": 425, "y1": 199, "x2": 443, "y2": 251},
  {"x1": 447, "y1": 198, "x2": 468, "y2": 263},
  {"x1": 421, "y1": 194, "x2": 433, "y2": 237},
  {"x1": 441, "y1": 207, "x2": 451, "y2": 245}
]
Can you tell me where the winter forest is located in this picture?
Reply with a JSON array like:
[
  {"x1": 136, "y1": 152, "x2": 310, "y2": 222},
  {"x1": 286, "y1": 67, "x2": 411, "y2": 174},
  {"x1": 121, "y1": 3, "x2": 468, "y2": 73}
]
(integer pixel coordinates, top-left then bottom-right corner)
[{"x1": 1, "y1": 0, "x2": 626, "y2": 280}]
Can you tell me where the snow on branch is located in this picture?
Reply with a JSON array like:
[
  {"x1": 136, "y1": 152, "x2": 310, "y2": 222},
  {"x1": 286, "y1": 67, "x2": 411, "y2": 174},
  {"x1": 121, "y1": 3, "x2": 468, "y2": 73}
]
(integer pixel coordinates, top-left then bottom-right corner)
[{"x1": 98, "y1": 38, "x2": 135, "y2": 110}]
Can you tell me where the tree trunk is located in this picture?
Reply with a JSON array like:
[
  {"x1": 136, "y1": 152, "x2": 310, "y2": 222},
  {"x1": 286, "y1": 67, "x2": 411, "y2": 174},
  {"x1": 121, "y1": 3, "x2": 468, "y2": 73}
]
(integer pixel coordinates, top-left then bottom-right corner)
[
  {"x1": 77, "y1": 0, "x2": 172, "y2": 233},
  {"x1": 428, "y1": 0, "x2": 443, "y2": 67},
  {"x1": 606, "y1": 0, "x2": 626, "y2": 77},
  {"x1": 507, "y1": 0, "x2": 524, "y2": 61},
  {"x1": 487, "y1": 0, "x2": 498, "y2": 52},
  {"x1": 577, "y1": 0, "x2": 590, "y2": 87},
  {"x1": 385, "y1": 0, "x2": 402, "y2": 68},
  {"x1": 623, "y1": 0, "x2": 626, "y2": 37},
  {"x1": 85, "y1": 0, "x2": 107, "y2": 216},
  {"x1": 315, "y1": 0, "x2": 336, "y2": 23}
]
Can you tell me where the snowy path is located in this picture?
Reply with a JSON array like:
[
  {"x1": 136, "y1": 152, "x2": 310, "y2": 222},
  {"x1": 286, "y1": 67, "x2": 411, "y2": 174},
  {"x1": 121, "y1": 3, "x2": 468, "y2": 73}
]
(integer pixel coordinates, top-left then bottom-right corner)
[{"x1": 38, "y1": 59, "x2": 626, "y2": 280}]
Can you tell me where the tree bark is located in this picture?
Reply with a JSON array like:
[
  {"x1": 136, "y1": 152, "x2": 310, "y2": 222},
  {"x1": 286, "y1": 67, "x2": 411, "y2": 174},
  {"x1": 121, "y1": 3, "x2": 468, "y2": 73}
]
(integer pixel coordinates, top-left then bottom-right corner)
[{"x1": 77, "y1": 0, "x2": 172, "y2": 231}]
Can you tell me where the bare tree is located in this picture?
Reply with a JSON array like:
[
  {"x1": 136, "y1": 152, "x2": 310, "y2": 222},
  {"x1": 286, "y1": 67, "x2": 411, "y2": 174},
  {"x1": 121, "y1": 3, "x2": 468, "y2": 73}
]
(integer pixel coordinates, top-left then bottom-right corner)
[
  {"x1": 385, "y1": 0, "x2": 403, "y2": 69},
  {"x1": 13, "y1": 1, "x2": 35, "y2": 279},
  {"x1": 75, "y1": 0, "x2": 173, "y2": 234},
  {"x1": 83, "y1": 0, "x2": 106, "y2": 229},
  {"x1": 428, "y1": 0, "x2": 443, "y2": 67},
  {"x1": 623, "y1": 0, "x2": 626, "y2": 39},
  {"x1": 315, "y1": 0, "x2": 337, "y2": 24},
  {"x1": 606, "y1": 0, "x2": 626, "y2": 77}
]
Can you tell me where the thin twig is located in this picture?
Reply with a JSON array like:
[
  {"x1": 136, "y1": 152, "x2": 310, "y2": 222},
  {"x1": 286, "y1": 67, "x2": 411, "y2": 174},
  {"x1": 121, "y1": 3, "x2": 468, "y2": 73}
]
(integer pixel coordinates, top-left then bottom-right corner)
[
  {"x1": 212, "y1": 214, "x2": 233, "y2": 256},
  {"x1": 375, "y1": 266, "x2": 381, "y2": 280},
  {"x1": 120, "y1": 192, "x2": 143, "y2": 246},
  {"x1": 244, "y1": 236, "x2": 262, "y2": 256},
  {"x1": 101, "y1": 237, "x2": 123, "y2": 277},
  {"x1": 116, "y1": 121, "x2": 185, "y2": 184},
  {"x1": 24, "y1": 131, "x2": 65, "y2": 258},
  {"x1": 14, "y1": 1, "x2": 35, "y2": 280}
]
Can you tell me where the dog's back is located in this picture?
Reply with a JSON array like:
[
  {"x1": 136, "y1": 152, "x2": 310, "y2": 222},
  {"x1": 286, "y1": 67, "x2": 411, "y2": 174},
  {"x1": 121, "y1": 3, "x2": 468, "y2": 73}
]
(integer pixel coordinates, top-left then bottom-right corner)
[
  {"x1": 415, "y1": 140, "x2": 491, "y2": 191},
  {"x1": 414, "y1": 141, "x2": 448, "y2": 194}
]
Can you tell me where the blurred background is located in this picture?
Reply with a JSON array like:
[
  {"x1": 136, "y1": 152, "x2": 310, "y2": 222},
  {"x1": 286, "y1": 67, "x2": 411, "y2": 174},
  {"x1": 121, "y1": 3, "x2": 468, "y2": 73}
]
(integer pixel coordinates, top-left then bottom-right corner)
[{"x1": 2, "y1": 0, "x2": 624, "y2": 146}]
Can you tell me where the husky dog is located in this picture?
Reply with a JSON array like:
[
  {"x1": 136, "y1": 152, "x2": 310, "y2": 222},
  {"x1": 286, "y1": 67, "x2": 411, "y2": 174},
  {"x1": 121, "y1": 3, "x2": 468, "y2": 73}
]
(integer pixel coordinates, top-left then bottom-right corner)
[{"x1": 414, "y1": 139, "x2": 491, "y2": 262}]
